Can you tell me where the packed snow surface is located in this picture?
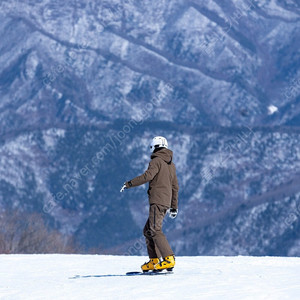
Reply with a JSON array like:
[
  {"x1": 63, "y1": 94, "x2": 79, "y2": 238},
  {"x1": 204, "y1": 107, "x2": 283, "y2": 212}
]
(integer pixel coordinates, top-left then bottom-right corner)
[{"x1": 0, "y1": 255, "x2": 300, "y2": 300}]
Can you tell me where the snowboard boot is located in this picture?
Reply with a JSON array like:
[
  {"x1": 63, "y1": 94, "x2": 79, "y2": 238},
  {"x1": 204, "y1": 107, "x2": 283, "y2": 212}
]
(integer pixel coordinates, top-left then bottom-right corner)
[
  {"x1": 141, "y1": 258, "x2": 160, "y2": 272},
  {"x1": 154, "y1": 255, "x2": 175, "y2": 271}
]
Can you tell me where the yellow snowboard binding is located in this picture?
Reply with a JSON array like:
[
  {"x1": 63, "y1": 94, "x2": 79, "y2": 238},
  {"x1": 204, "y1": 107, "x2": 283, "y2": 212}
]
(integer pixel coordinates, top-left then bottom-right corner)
[
  {"x1": 154, "y1": 255, "x2": 175, "y2": 271},
  {"x1": 141, "y1": 258, "x2": 160, "y2": 272}
]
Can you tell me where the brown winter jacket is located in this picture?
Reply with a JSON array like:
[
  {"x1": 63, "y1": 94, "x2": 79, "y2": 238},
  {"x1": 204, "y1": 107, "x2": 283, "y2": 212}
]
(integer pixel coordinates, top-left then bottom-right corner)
[{"x1": 126, "y1": 148, "x2": 179, "y2": 209}]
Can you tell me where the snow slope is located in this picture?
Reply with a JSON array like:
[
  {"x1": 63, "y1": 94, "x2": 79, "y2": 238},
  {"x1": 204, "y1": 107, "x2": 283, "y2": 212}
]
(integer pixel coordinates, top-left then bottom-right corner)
[{"x1": 0, "y1": 255, "x2": 299, "y2": 300}]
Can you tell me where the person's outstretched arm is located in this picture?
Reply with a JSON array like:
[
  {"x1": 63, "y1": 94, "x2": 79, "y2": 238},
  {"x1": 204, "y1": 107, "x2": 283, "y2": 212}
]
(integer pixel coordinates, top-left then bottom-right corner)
[{"x1": 126, "y1": 158, "x2": 160, "y2": 188}]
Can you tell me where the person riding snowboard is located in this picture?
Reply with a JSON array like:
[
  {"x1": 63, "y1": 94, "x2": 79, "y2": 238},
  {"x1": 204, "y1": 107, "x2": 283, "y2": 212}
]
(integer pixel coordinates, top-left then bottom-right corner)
[{"x1": 120, "y1": 136, "x2": 179, "y2": 272}]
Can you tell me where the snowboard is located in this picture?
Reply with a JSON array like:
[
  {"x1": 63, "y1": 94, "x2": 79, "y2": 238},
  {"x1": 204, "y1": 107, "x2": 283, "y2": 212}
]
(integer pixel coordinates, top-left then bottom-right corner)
[{"x1": 126, "y1": 270, "x2": 173, "y2": 276}]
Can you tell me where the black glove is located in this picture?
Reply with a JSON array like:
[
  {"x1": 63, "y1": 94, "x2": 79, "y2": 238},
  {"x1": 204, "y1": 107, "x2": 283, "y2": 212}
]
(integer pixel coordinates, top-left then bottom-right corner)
[{"x1": 168, "y1": 208, "x2": 178, "y2": 219}]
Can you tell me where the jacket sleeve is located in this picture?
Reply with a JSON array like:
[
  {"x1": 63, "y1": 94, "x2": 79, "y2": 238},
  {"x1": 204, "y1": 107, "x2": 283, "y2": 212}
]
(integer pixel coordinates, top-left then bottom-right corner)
[
  {"x1": 127, "y1": 159, "x2": 160, "y2": 187},
  {"x1": 171, "y1": 168, "x2": 179, "y2": 209}
]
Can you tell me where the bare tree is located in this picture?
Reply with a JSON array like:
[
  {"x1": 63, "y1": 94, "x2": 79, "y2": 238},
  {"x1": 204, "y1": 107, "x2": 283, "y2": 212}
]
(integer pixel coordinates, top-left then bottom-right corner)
[{"x1": 0, "y1": 210, "x2": 76, "y2": 254}]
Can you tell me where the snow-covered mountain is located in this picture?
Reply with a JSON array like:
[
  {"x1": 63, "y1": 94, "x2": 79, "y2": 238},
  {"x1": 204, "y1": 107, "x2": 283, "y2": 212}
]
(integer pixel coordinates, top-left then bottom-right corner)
[
  {"x1": 1, "y1": 255, "x2": 300, "y2": 300},
  {"x1": 0, "y1": 1, "x2": 299, "y2": 255}
]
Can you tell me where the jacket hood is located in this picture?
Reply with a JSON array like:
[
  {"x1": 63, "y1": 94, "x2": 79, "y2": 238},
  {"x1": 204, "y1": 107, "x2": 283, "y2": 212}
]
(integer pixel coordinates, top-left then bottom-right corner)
[{"x1": 151, "y1": 148, "x2": 173, "y2": 164}]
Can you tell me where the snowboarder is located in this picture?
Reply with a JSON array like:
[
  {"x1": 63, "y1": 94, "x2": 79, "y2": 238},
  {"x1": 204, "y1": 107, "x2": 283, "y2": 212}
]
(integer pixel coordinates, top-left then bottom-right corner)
[{"x1": 120, "y1": 136, "x2": 179, "y2": 272}]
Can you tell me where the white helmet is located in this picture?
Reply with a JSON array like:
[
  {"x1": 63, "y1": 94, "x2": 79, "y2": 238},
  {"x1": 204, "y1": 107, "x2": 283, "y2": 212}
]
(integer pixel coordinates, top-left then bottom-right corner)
[{"x1": 150, "y1": 136, "x2": 168, "y2": 152}]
